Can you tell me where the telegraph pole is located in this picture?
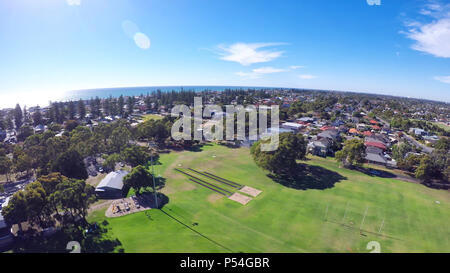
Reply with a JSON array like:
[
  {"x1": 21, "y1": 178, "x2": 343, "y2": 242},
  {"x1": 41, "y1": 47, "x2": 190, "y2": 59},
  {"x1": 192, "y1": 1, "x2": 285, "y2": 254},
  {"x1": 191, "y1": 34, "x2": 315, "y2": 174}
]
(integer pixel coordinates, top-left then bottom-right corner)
[{"x1": 149, "y1": 141, "x2": 158, "y2": 209}]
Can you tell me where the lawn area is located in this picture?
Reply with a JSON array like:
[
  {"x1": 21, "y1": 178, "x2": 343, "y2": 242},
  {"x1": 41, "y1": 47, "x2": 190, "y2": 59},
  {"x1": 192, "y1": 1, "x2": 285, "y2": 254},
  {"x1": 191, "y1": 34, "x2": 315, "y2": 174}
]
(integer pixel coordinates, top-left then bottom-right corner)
[
  {"x1": 142, "y1": 114, "x2": 164, "y2": 122},
  {"x1": 433, "y1": 122, "x2": 450, "y2": 132},
  {"x1": 88, "y1": 144, "x2": 450, "y2": 253}
]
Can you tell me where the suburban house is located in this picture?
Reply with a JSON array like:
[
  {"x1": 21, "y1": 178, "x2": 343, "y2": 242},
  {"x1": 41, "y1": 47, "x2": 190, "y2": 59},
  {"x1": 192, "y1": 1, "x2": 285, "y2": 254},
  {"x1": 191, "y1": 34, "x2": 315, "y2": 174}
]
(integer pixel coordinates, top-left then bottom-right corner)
[
  {"x1": 34, "y1": 124, "x2": 45, "y2": 134},
  {"x1": 365, "y1": 146, "x2": 387, "y2": 166},
  {"x1": 317, "y1": 129, "x2": 340, "y2": 141},
  {"x1": 281, "y1": 122, "x2": 303, "y2": 132},
  {"x1": 95, "y1": 170, "x2": 129, "y2": 199},
  {"x1": 365, "y1": 141, "x2": 387, "y2": 151},
  {"x1": 308, "y1": 137, "x2": 333, "y2": 157},
  {"x1": 410, "y1": 128, "x2": 428, "y2": 136},
  {"x1": 349, "y1": 128, "x2": 360, "y2": 135},
  {"x1": 297, "y1": 117, "x2": 315, "y2": 123}
]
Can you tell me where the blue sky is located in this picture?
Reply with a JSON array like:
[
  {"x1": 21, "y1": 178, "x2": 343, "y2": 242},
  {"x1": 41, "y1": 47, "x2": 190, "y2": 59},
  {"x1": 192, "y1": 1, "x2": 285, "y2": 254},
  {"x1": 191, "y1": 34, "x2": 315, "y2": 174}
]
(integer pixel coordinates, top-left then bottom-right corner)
[{"x1": 0, "y1": 0, "x2": 449, "y2": 107}]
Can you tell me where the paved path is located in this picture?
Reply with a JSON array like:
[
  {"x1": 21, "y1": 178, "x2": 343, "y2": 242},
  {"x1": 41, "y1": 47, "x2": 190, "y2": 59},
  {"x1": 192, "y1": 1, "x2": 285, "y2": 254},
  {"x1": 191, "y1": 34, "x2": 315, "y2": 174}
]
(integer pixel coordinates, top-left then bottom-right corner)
[
  {"x1": 375, "y1": 115, "x2": 434, "y2": 154},
  {"x1": 402, "y1": 133, "x2": 434, "y2": 154}
]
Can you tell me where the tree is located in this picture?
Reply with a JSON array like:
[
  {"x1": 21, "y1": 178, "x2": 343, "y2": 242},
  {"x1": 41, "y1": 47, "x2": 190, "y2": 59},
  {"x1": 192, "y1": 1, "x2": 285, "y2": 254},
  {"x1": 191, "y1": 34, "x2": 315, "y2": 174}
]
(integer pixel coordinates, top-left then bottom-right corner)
[
  {"x1": 392, "y1": 142, "x2": 413, "y2": 162},
  {"x1": 52, "y1": 149, "x2": 88, "y2": 180},
  {"x1": 397, "y1": 153, "x2": 421, "y2": 172},
  {"x1": 335, "y1": 139, "x2": 366, "y2": 168},
  {"x1": 78, "y1": 99, "x2": 86, "y2": 120},
  {"x1": 250, "y1": 132, "x2": 307, "y2": 174},
  {"x1": 23, "y1": 182, "x2": 48, "y2": 226},
  {"x1": 102, "y1": 153, "x2": 120, "y2": 172},
  {"x1": 110, "y1": 125, "x2": 131, "y2": 153},
  {"x1": 103, "y1": 98, "x2": 111, "y2": 116},
  {"x1": 444, "y1": 166, "x2": 450, "y2": 183},
  {"x1": 17, "y1": 125, "x2": 34, "y2": 141},
  {"x1": 91, "y1": 97, "x2": 102, "y2": 118},
  {"x1": 23, "y1": 106, "x2": 30, "y2": 123},
  {"x1": 68, "y1": 101, "x2": 76, "y2": 120},
  {"x1": 14, "y1": 103, "x2": 23, "y2": 128},
  {"x1": 3, "y1": 172, "x2": 95, "y2": 230},
  {"x1": 6, "y1": 112, "x2": 14, "y2": 130},
  {"x1": 126, "y1": 96, "x2": 134, "y2": 116},
  {"x1": 37, "y1": 172, "x2": 65, "y2": 196},
  {"x1": 123, "y1": 165, "x2": 154, "y2": 195},
  {"x1": 434, "y1": 137, "x2": 450, "y2": 151},
  {"x1": 121, "y1": 146, "x2": 150, "y2": 167},
  {"x1": 53, "y1": 178, "x2": 96, "y2": 225},
  {"x1": 136, "y1": 119, "x2": 170, "y2": 143},
  {"x1": 32, "y1": 106, "x2": 43, "y2": 126},
  {"x1": 110, "y1": 97, "x2": 118, "y2": 116},
  {"x1": 65, "y1": 120, "x2": 80, "y2": 132},
  {"x1": 2, "y1": 190, "x2": 28, "y2": 231},
  {"x1": 415, "y1": 155, "x2": 434, "y2": 181},
  {"x1": 0, "y1": 184, "x2": 4, "y2": 193},
  {"x1": 0, "y1": 156, "x2": 13, "y2": 182},
  {"x1": 118, "y1": 95, "x2": 124, "y2": 116},
  {"x1": 14, "y1": 153, "x2": 33, "y2": 176}
]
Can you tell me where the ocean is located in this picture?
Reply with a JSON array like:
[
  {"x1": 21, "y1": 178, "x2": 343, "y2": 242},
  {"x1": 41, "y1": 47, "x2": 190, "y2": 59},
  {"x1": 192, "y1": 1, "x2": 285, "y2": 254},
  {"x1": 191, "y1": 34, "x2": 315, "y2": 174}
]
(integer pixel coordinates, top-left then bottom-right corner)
[
  {"x1": 1, "y1": 85, "x2": 290, "y2": 109},
  {"x1": 62, "y1": 85, "x2": 281, "y2": 101}
]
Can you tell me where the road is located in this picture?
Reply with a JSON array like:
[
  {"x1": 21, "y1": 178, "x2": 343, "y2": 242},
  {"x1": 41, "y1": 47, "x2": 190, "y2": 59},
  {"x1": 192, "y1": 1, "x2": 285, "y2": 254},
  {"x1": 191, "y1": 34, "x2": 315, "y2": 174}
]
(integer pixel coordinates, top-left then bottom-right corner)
[
  {"x1": 375, "y1": 115, "x2": 434, "y2": 154},
  {"x1": 402, "y1": 133, "x2": 434, "y2": 154}
]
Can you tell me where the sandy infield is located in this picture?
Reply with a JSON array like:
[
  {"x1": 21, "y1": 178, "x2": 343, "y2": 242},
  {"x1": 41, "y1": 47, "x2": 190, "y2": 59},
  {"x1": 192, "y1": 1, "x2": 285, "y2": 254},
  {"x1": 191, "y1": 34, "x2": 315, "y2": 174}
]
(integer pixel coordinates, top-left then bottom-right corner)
[
  {"x1": 239, "y1": 186, "x2": 262, "y2": 197},
  {"x1": 105, "y1": 196, "x2": 151, "y2": 218},
  {"x1": 228, "y1": 192, "x2": 252, "y2": 205}
]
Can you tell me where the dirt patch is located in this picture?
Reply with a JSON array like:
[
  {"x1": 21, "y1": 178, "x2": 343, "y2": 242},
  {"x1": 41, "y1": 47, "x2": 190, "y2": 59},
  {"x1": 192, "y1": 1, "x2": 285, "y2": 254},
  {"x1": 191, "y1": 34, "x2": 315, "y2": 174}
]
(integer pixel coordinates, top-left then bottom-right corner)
[
  {"x1": 86, "y1": 173, "x2": 107, "y2": 187},
  {"x1": 239, "y1": 186, "x2": 262, "y2": 197},
  {"x1": 207, "y1": 193, "x2": 223, "y2": 203},
  {"x1": 228, "y1": 192, "x2": 252, "y2": 205},
  {"x1": 88, "y1": 199, "x2": 114, "y2": 213},
  {"x1": 105, "y1": 196, "x2": 152, "y2": 218}
]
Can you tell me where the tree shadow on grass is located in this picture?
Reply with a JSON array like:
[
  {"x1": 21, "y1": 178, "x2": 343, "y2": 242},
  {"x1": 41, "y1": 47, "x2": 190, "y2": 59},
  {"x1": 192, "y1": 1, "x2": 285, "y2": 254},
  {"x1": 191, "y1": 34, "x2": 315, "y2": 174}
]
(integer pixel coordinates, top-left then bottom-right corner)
[
  {"x1": 10, "y1": 222, "x2": 123, "y2": 253},
  {"x1": 268, "y1": 163, "x2": 347, "y2": 190},
  {"x1": 139, "y1": 192, "x2": 170, "y2": 209},
  {"x1": 356, "y1": 167, "x2": 396, "y2": 179}
]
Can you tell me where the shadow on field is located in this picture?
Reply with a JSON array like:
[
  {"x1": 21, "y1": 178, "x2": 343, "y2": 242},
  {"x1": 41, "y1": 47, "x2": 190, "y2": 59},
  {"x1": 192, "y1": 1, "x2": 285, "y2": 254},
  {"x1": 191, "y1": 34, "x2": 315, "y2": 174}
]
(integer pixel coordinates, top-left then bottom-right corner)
[
  {"x1": 268, "y1": 163, "x2": 347, "y2": 190},
  {"x1": 10, "y1": 222, "x2": 123, "y2": 253},
  {"x1": 140, "y1": 192, "x2": 170, "y2": 210},
  {"x1": 357, "y1": 167, "x2": 396, "y2": 179}
]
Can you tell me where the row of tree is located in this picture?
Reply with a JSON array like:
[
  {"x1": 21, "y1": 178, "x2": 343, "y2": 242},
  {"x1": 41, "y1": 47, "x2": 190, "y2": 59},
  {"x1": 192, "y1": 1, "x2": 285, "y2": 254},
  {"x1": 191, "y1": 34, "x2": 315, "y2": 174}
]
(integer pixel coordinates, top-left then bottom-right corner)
[{"x1": 2, "y1": 172, "x2": 96, "y2": 232}]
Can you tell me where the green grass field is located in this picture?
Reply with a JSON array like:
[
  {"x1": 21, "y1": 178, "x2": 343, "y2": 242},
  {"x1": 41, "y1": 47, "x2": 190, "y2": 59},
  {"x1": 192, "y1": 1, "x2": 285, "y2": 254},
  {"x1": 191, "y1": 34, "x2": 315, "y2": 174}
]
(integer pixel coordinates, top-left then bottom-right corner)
[
  {"x1": 142, "y1": 114, "x2": 164, "y2": 122},
  {"x1": 88, "y1": 144, "x2": 450, "y2": 253},
  {"x1": 433, "y1": 122, "x2": 450, "y2": 132}
]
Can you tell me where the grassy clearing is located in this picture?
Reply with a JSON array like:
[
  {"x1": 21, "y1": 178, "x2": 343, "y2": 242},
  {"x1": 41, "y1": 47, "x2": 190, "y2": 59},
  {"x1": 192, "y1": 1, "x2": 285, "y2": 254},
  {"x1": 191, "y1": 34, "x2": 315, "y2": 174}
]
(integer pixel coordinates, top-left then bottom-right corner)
[
  {"x1": 142, "y1": 114, "x2": 164, "y2": 122},
  {"x1": 433, "y1": 122, "x2": 450, "y2": 132},
  {"x1": 88, "y1": 144, "x2": 450, "y2": 253}
]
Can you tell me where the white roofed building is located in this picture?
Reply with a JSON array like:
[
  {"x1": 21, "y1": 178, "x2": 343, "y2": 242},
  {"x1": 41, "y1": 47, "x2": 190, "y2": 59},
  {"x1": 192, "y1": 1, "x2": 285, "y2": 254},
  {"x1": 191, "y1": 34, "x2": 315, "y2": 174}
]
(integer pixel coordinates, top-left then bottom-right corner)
[{"x1": 95, "y1": 170, "x2": 129, "y2": 199}]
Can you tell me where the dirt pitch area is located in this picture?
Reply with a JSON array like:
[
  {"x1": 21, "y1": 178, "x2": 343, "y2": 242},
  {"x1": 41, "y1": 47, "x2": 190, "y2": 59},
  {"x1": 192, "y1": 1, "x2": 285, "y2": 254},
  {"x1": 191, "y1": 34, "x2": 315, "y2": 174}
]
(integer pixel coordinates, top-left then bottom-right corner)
[
  {"x1": 228, "y1": 192, "x2": 252, "y2": 205},
  {"x1": 239, "y1": 186, "x2": 262, "y2": 197},
  {"x1": 105, "y1": 196, "x2": 152, "y2": 218}
]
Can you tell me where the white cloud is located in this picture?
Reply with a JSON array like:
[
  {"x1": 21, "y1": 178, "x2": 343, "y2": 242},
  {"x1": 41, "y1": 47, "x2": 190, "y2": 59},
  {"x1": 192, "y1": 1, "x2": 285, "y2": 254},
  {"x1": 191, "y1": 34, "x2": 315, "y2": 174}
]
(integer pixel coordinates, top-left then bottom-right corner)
[
  {"x1": 289, "y1": 65, "x2": 305, "y2": 69},
  {"x1": 217, "y1": 43, "x2": 285, "y2": 66},
  {"x1": 236, "y1": 66, "x2": 287, "y2": 79},
  {"x1": 66, "y1": 0, "x2": 81, "y2": 6},
  {"x1": 252, "y1": 67, "x2": 286, "y2": 74},
  {"x1": 406, "y1": 19, "x2": 450, "y2": 58},
  {"x1": 134, "y1": 33, "x2": 151, "y2": 49},
  {"x1": 434, "y1": 75, "x2": 450, "y2": 83},
  {"x1": 299, "y1": 74, "x2": 317, "y2": 80},
  {"x1": 403, "y1": 2, "x2": 450, "y2": 58}
]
